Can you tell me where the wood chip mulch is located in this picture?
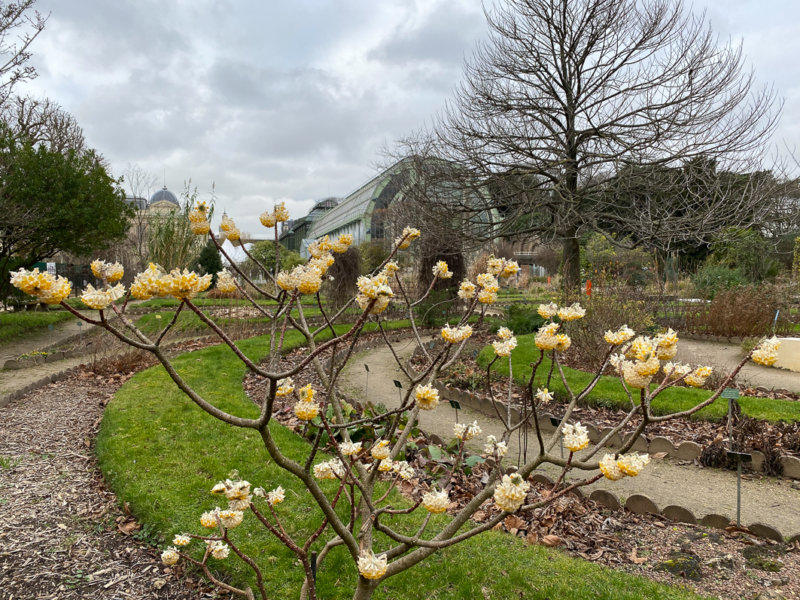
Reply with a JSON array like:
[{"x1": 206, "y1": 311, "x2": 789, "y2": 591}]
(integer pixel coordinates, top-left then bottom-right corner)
[{"x1": 0, "y1": 368, "x2": 229, "y2": 600}]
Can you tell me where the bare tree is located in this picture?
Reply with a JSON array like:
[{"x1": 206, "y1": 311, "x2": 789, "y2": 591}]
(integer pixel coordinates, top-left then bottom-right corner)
[
  {"x1": 0, "y1": 1, "x2": 46, "y2": 106},
  {"x1": 1, "y1": 95, "x2": 85, "y2": 153},
  {"x1": 123, "y1": 163, "x2": 159, "y2": 270},
  {"x1": 400, "y1": 0, "x2": 780, "y2": 290}
]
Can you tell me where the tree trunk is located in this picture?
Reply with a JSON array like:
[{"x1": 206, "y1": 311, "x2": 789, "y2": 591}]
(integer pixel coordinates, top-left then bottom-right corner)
[
  {"x1": 352, "y1": 578, "x2": 378, "y2": 600},
  {"x1": 561, "y1": 236, "x2": 581, "y2": 297}
]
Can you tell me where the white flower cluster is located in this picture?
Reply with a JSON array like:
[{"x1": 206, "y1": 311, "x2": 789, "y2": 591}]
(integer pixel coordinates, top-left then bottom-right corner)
[
  {"x1": 415, "y1": 384, "x2": 440, "y2": 410},
  {"x1": 441, "y1": 324, "x2": 473, "y2": 344},
  {"x1": 220, "y1": 214, "x2": 241, "y2": 242},
  {"x1": 534, "y1": 322, "x2": 570, "y2": 352},
  {"x1": 422, "y1": 489, "x2": 449, "y2": 514},
  {"x1": 313, "y1": 459, "x2": 345, "y2": 480},
  {"x1": 90, "y1": 259, "x2": 124, "y2": 283},
  {"x1": 535, "y1": 387, "x2": 553, "y2": 404},
  {"x1": 358, "y1": 550, "x2": 388, "y2": 580},
  {"x1": 432, "y1": 260, "x2": 453, "y2": 279},
  {"x1": 454, "y1": 420, "x2": 481, "y2": 441},
  {"x1": 215, "y1": 268, "x2": 237, "y2": 294},
  {"x1": 562, "y1": 422, "x2": 590, "y2": 452},
  {"x1": 80, "y1": 282, "x2": 125, "y2": 310},
  {"x1": 493, "y1": 473, "x2": 529, "y2": 512},
  {"x1": 492, "y1": 327, "x2": 518, "y2": 357},
  {"x1": 483, "y1": 435, "x2": 508, "y2": 457},
  {"x1": 752, "y1": 336, "x2": 780, "y2": 366},
  {"x1": 599, "y1": 452, "x2": 651, "y2": 480},
  {"x1": 394, "y1": 226, "x2": 421, "y2": 250},
  {"x1": 340, "y1": 441, "x2": 362, "y2": 456},
  {"x1": 603, "y1": 324, "x2": 635, "y2": 345}
]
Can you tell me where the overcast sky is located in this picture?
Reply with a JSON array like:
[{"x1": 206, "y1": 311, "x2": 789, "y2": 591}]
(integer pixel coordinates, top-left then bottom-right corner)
[{"x1": 17, "y1": 0, "x2": 800, "y2": 239}]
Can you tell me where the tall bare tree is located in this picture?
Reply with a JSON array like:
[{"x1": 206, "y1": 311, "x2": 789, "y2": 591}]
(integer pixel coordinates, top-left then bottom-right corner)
[
  {"x1": 400, "y1": 0, "x2": 780, "y2": 290},
  {"x1": 0, "y1": 1, "x2": 46, "y2": 106}
]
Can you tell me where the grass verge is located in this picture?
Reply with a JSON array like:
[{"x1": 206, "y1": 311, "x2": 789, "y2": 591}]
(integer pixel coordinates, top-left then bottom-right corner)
[
  {"x1": 478, "y1": 334, "x2": 800, "y2": 423},
  {"x1": 0, "y1": 311, "x2": 75, "y2": 344}
]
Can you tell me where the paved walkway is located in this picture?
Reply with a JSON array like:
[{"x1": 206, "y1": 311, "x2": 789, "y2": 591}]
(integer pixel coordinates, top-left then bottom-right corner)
[
  {"x1": 677, "y1": 338, "x2": 800, "y2": 394},
  {"x1": 340, "y1": 337, "x2": 800, "y2": 537}
]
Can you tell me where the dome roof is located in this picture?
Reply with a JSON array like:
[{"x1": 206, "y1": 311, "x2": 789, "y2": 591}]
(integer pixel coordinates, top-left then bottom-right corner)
[{"x1": 149, "y1": 186, "x2": 179, "y2": 206}]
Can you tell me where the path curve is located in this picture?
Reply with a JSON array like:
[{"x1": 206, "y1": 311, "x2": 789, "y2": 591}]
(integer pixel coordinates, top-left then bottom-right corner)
[{"x1": 340, "y1": 337, "x2": 800, "y2": 537}]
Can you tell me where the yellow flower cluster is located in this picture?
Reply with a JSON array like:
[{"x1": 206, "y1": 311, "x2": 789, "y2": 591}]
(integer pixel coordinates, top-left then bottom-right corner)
[
  {"x1": 752, "y1": 336, "x2": 780, "y2": 366},
  {"x1": 275, "y1": 377, "x2": 294, "y2": 397},
  {"x1": 355, "y1": 269, "x2": 394, "y2": 314},
  {"x1": 538, "y1": 302, "x2": 558, "y2": 319},
  {"x1": 493, "y1": 473, "x2": 529, "y2": 513},
  {"x1": 215, "y1": 269, "x2": 237, "y2": 293},
  {"x1": 684, "y1": 365, "x2": 713, "y2": 388},
  {"x1": 10, "y1": 268, "x2": 72, "y2": 304},
  {"x1": 422, "y1": 489, "x2": 449, "y2": 514},
  {"x1": 454, "y1": 420, "x2": 481, "y2": 441},
  {"x1": 378, "y1": 458, "x2": 393, "y2": 472},
  {"x1": 358, "y1": 550, "x2": 388, "y2": 580},
  {"x1": 485, "y1": 256, "x2": 520, "y2": 278},
  {"x1": 220, "y1": 214, "x2": 241, "y2": 242},
  {"x1": 663, "y1": 362, "x2": 692, "y2": 380},
  {"x1": 277, "y1": 264, "x2": 323, "y2": 295},
  {"x1": 383, "y1": 261, "x2": 399, "y2": 276},
  {"x1": 293, "y1": 383, "x2": 320, "y2": 420},
  {"x1": 130, "y1": 263, "x2": 163, "y2": 300},
  {"x1": 599, "y1": 453, "x2": 651, "y2": 480},
  {"x1": 370, "y1": 440, "x2": 390, "y2": 460},
  {"x1": 557, "y1": 303, "x2": 586, "y2": 321},
  {"x1": 492, "y1": 327, "x2": 518, "y2": 357},
  {"x1": 159, "y1": 269, "x2": 213, "y2": 300},
  {"x1": 415, "y1": 384, "x2": 440, "y2": 410},
  {"x1": 562, "y1": 422, "x2": 590, "y2": 452},
  {"x1": 394, "y1": 226, "x2": 421, "y2": 249},
  {"x1": 211, "y1": 477, "x2": 252, "y2": 511},
  {"x1": 441, "y1": 323, "x2": 473, "y2": 344},
  {"x1": 331, "y1": 233, "x2": 353, "y2": 254},
  {"x1": 173, "y1": 534, "x2": 191, "y2": 546},
  {"x1": 188, "y1": 201, "x2": 210, "y2": 235},
  {"x1": 217, "y1": 509, "x2": 244, "y2": 529},
  {"x1": 534, "y1": 322, "x2": 570, "y2": 352},
  {"x1": 259, "y1": 202, "x2": 290, "y2": 228},
  {"x1": 161, "y1": 547, "x2": 180, "y2": 566},
  {"x1": 80, "y1": 283, "x2": 125, "y2": 310},
  {"x1": 458, "y1": 279, "x2": 476, "y2": 300},
  {"x1": 90, "y1": 259, "x2": 124, "y2": 282},
  {"x1": 604, "y1": 325, "x2": 635, "y2": 345},
  {"x1": 432, "y1": 260, "x2": 453, "y2": 279}
]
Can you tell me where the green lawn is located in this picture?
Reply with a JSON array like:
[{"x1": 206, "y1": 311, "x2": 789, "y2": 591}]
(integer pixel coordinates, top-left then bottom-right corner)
[
  {"x1": 478, "y1": 334, "x2": 800, "y2": 423},
  {"x1": 0, "y1": 310, "x2": 75, "y2": 344},
  {"x1": 97, "y1": 325, "x2": 704, "y2": 599}
]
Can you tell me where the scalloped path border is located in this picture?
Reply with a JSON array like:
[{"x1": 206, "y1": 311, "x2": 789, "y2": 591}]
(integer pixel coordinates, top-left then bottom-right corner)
[{"x1": 340, "y1": 335, "x2": 800, "y2": 542}]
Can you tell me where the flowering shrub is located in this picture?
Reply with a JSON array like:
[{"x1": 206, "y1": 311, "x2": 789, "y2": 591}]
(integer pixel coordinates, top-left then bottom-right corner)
[{"x1": 9, "y1": 208, "x2": 781, "y2": 600}]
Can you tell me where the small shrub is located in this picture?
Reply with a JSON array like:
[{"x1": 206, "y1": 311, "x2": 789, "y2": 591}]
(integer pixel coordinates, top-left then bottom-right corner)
[
  {"x1": 685, "y1": 284, "x2": 791, "y2": 338},
  {"x1": 691, "y1": 264, "x2": 746, "y2": 299},
  {"x1": 503, "y1": 304, "x2": 546, "y2": 335}
]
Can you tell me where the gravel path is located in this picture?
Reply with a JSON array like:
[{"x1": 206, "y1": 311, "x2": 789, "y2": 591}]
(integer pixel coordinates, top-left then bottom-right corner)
[
  {"x1": 340, "y1": 337, "x2": 800, "y2": 537},
  {"x1": 676, "y1": 338, "x2": 800, "y2": 393}
]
